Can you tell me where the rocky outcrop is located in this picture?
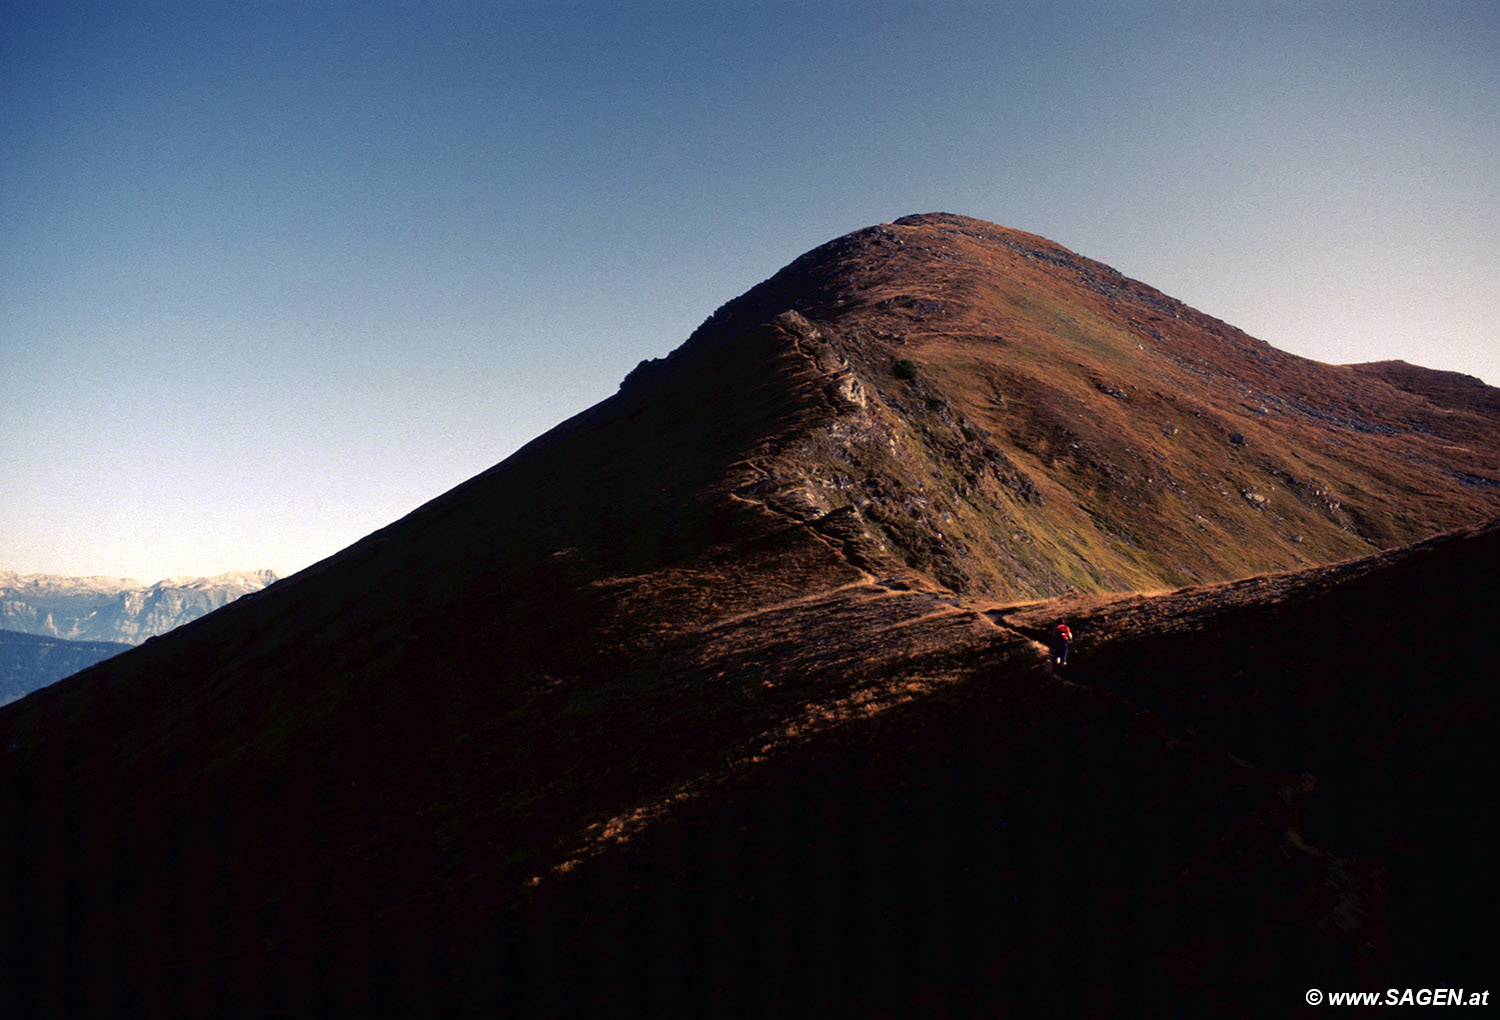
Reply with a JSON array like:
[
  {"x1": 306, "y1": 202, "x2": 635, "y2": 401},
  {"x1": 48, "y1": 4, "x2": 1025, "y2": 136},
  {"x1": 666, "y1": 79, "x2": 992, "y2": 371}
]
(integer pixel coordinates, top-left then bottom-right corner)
[
  {"x1": 0, "y1": 570, "x2": 278, "y2": 645},
  {"x1": 683, "y1": 214, "x2": 1500, "y2": 596}
]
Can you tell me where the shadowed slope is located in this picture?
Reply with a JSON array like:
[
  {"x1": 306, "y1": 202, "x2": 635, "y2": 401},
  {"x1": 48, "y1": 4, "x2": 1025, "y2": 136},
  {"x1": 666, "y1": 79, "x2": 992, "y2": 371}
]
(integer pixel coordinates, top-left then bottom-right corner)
[
  {"x1": 0, "y1": 309, "x2": 981, "y2": 1015},
  {"x1": 1006, "y1": 519, "x2": 1500, "y2": 955},
  {"x1": 2, "y1": 215, "x2": 1497, "y2": 1017},
  {"x1": 484, "y1": 521, "x2": 1499, "y2": 1018}
]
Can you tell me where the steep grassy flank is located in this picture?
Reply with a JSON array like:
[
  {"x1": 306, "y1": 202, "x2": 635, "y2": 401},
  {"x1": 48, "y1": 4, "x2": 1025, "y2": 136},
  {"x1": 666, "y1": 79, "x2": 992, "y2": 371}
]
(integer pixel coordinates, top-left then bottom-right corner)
[
  {"x1": 687, "y1": 213, "x2": 1500, "y2": 599},
  {"x1": 2, "y1": 213, "x2": 1497, "y2": 1017}
]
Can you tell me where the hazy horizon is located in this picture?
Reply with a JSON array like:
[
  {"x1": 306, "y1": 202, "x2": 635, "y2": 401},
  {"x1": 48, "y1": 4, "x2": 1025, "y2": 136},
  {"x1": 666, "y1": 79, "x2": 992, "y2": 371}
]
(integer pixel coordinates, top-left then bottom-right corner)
[{"x1": 6, "y1": 1, "x2": 1498, "y2": 581}]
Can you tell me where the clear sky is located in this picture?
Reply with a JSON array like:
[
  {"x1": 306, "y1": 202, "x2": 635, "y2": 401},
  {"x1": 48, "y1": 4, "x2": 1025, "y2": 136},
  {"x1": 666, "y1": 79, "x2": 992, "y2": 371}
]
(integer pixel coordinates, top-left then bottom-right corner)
[{"x1": 5, "y1": 0, "x2": 1498, "y2": 582}]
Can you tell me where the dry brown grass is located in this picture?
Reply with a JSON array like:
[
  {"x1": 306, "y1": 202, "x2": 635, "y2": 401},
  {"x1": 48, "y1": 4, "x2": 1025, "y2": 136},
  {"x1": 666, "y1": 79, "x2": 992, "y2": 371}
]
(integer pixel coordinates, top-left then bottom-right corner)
[{"x1": 2, "y1": 214, "x2": 1497, "y2": 1017}]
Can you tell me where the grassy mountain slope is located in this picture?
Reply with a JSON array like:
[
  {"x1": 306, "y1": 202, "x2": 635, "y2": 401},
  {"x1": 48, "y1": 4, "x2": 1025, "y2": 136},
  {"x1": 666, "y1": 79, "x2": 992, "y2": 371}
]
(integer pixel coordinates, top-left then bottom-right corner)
[
  {"x1": 487, "y1": 521, "x2": 1499, "y2": 1018},
  {"x1": 1, "y1": 215, "x2": 1497, "y2": 1016},
  {"x1": 684, "y1": 213, "x2": 1500, "y2": 596}
]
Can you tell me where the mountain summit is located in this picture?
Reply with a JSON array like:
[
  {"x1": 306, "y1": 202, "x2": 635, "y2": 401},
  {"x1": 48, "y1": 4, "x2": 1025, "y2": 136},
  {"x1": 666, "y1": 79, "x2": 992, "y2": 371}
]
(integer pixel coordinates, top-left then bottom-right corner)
[
  {"x1": 2, "y1": 215, "x2": 1497, "y2": 1016},
  {"x1": 663, "y1": 211, "x2": 1500, "y2": 595}
]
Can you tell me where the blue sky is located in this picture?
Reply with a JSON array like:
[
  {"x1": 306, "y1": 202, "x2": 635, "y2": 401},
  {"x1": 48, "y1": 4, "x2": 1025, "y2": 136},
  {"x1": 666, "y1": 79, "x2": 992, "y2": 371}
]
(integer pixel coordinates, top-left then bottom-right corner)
[{"x1": 5, "y1": 1, "x2": 1498, "y2": 581}]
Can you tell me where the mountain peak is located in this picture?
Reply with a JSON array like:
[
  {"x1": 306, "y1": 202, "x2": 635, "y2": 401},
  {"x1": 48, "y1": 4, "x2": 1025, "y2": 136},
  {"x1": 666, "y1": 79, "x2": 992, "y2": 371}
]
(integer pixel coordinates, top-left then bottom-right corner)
[
  {"x1": 661, "y1": 214, "x2": 1500, "y2": 597},
  {"x1": 2, "y1": 216, "x2": 1498, "y2": 1016},
  {"x1": 0, "y1": 569, "x2": 279, "y2": 646},
  {"x1": 147, "y1": 569, "x2": 279, "y2": 591}
]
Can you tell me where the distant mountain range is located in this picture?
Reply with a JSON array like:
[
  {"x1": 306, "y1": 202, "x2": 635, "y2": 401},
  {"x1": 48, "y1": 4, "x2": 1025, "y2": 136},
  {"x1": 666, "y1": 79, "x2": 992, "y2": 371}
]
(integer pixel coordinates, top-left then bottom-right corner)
[
  {"x1": 0, "y1": 629, "x2": 131, "y2": 707},
  {"x1": 0, "y1": 569, "x2": 278, "y2": 646},
  {"x1": 3, "y1": 215, "x2": 1497, "y2": 1016}
]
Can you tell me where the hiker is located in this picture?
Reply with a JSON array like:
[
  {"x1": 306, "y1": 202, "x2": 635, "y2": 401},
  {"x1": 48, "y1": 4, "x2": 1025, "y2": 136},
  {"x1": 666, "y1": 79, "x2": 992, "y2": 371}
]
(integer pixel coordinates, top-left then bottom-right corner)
[{"x1": 1050, "y1": 622, "x2": 1072, "y2": 667}]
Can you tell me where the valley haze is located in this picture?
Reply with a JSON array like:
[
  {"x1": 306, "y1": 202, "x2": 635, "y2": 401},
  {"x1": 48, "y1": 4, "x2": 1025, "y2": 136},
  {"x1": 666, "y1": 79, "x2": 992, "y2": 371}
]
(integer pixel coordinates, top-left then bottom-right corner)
[{"x1": 0, "y1": 570, "x2": 278, "y2": 702}]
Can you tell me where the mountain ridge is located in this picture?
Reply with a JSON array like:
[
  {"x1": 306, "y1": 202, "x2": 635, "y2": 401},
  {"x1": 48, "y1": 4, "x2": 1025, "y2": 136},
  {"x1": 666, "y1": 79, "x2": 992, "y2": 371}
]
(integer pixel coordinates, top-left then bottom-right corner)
[
  {"x1": 0, "y1": 629, "x2": 131, "y2": 706},
  {"x1": 651, "y1": 212, "x2": 1500, "y2": 597},
  {"x1": 1, "y1": 214, "x2": 1496, "y2": 1016},
  {"x1": 0, "y1": 569, "x2": 279, "y2": 645}
]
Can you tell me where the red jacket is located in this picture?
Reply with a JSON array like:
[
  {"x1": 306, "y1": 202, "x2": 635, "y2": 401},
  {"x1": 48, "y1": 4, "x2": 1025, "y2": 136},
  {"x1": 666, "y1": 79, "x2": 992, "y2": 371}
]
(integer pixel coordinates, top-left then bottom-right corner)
[{"x1": 1054, "y1": 624, "x2": 1072, "y2": 643}]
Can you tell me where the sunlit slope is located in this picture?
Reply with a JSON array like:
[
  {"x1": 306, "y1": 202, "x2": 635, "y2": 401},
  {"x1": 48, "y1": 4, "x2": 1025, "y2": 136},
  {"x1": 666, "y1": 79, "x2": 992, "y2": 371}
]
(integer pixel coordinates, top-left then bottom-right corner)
[
  {"x1": 2, "y1": 213, "x2": 1497, "y2": 1016},
  {"x1": 684, "y1": 213, "x2": 1500, "y2": 597}
]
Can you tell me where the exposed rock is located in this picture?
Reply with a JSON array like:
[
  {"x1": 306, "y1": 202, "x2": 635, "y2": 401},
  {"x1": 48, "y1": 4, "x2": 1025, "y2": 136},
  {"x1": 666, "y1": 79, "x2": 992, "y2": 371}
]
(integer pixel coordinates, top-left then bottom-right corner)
[
  {"x1": 826, "y1": 373, "x2": 866, "y2": 411},
  {"x1": 768, "y1": 308, "x2": 819, "y2": 338},
  {"x1": 0, "y1": 570, "x2": 278, "y2": 645}
]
